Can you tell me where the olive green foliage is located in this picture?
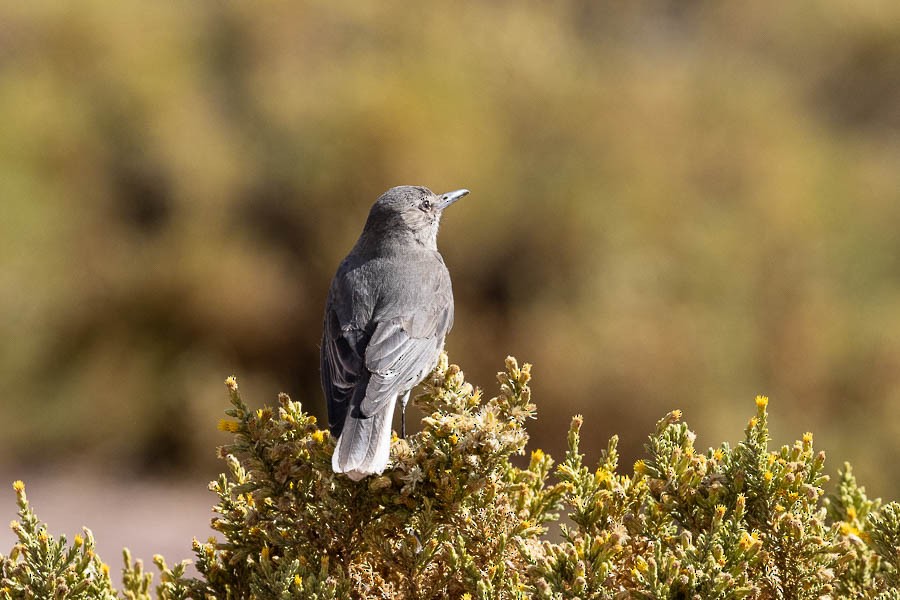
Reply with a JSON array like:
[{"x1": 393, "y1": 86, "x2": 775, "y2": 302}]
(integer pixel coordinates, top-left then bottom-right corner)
[
  {"x1": 187, "y1": 355, "x2": 542, "y2": 598},
  {"x1": 4, "y1": 356, "x2": 900, "y2": 598},
  {"x1": 0, "y1": 483, "x2": 118, "y2": 600}
]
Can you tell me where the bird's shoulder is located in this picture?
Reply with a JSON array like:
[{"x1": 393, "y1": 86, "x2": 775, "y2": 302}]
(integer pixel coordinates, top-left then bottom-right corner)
[
  {"x1": 337, "y1": 247, "x2": 448, "y2": 290},
  {"x1": 327, "y1": 247, "x2": 451, "y2": 332}
]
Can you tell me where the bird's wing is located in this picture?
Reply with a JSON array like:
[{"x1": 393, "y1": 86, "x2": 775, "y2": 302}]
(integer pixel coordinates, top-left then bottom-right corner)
[
  {"x1": 360, "y1": 302, "x2": 453, "y2": 415},
  {"x1": 321, "y1": 307, "x2": 368, "y2": 436}
]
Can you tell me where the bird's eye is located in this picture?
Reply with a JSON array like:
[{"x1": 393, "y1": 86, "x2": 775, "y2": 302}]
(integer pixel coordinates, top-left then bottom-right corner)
[{"x1": 420, "y1": 199, "x2": 431, "y2": 211}]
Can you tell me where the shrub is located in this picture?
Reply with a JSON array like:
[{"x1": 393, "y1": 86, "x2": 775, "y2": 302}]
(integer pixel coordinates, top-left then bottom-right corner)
[{"x1": 2, "y1": 355, "x2": 899, "y2": 598}]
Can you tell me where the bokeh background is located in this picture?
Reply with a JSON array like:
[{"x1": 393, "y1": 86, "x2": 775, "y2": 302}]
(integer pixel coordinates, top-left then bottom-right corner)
[{"x1": 2, "y1": 1, "x2": 899, "y2": 563}]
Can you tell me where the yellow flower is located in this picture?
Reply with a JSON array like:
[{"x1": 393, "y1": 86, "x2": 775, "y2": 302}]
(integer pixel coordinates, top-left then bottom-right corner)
[
  {"x1": 595, "y1": 468, "x2": 611, "y2": 484},
  {"x1": 633, "y1": 460, "x2": 647, "y2": 475},
  {"x1": 294, "y1": 575, "x2": 303, "y2": 587},
  {"x1": 755, "y1": 395, "x2": 769, "y2": 409},
  {"x1": 12, "y1": 481, "x2": 24, "y2": 493},
  {"x1": 449, "y1": 434, "x2": 459, "y2": 445},
  {"x1": 739, "y1": 531, "x2": 755, "y2": 550},
  {"x1": 217, "y1": 419, "x2": 240, "y2": 433},
  {"x1": 101, "y1": 563, "x2": 110, "y2": 578},
  {"x1": 802, "y1": 431, "x2": 813, "y2": 444},
  {"x1": 225, "y1": 376, "x2": 238, "y2": 391},
  {"x1": 532, "y1": 448, "x2": 545, "y2": 462},
  {"x1": 846, "y1": 506, "x2": 857, "y2": 521},
  {"x1": 311, "y1": 430, "x2": 326, "y2": 444},
  {"x1": 74, "y1": 534, "x2": 84, "y2": 547},
  {"x1": 763, "y1": 470, "x2": 774, "y2": 482},
  {"x1": 713, "y1": 448, "x2": 724, "y2": 461},
  {"x1": 715, "y1": 505, "x2": 727, "y2": 518},
  {"x1": 749, "y1": 417, "x2": 759, "y2": 429}
]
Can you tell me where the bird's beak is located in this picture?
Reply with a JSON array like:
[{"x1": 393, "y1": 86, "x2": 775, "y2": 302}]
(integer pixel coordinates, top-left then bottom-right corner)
[{"x1": 437, "y1": 189, "x2": 470, "y2": 210}]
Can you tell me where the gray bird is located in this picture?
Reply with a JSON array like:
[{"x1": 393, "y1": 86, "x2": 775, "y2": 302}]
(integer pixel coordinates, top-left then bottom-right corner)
[{"x1": 321, "y1": 185, "x2": 469, "y2": 480}]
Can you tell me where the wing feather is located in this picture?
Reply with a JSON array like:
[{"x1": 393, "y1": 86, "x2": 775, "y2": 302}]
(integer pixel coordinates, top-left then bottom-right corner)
[
  {"x1": 321, "y1": 309, "x2": 367, "y2": 436},
  {"x1": 360, "y1": 304, "x2": 452, "y2": 414}
]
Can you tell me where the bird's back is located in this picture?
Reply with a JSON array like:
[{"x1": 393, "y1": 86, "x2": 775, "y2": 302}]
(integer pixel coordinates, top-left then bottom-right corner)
[{"x1": 321, "y1": 247, "x2": 453, "y2": 436}]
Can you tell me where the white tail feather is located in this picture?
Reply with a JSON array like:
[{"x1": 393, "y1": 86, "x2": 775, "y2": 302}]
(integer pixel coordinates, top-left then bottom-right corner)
[{"x1": 332, "y1": 393, "x2": 397, "y2": 480}]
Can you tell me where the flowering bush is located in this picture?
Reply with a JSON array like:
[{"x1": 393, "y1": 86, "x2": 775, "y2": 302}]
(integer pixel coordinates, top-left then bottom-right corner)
[{"x1": 2, "y1": 355, "x2": 900, "y2": 598}]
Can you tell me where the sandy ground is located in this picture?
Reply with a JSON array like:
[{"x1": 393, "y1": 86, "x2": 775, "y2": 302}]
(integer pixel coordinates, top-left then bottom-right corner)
[{"x1": 0, "y1": 469, "x2": 216, "y2": 575}]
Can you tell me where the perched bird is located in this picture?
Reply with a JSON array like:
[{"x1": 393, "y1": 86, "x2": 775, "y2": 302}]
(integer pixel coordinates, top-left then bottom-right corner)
[{"x1": 321, "y1": 185, "x2": 469, "y2": 480}]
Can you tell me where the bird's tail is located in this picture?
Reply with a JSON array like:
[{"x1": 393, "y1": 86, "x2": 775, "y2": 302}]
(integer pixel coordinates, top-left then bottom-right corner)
[{"x1": 332, "y1": 393, "x2": 397, "y2": 481}]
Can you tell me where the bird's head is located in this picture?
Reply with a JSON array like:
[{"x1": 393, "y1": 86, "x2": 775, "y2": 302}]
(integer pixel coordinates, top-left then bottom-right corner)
[{"x1": 363, "y1": 185, "x2": 469, "y2": 249}]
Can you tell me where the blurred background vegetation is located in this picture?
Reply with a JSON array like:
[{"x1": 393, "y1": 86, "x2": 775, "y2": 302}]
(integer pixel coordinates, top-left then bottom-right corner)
[{"x1": 1, "y1": 0, "x2": 899, "y2": 506}]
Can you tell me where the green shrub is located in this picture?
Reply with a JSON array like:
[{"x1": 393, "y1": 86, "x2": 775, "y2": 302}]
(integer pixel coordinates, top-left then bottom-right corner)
[{"x1": 3, "y1": 355, "x2": 900, "y2": 598}]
